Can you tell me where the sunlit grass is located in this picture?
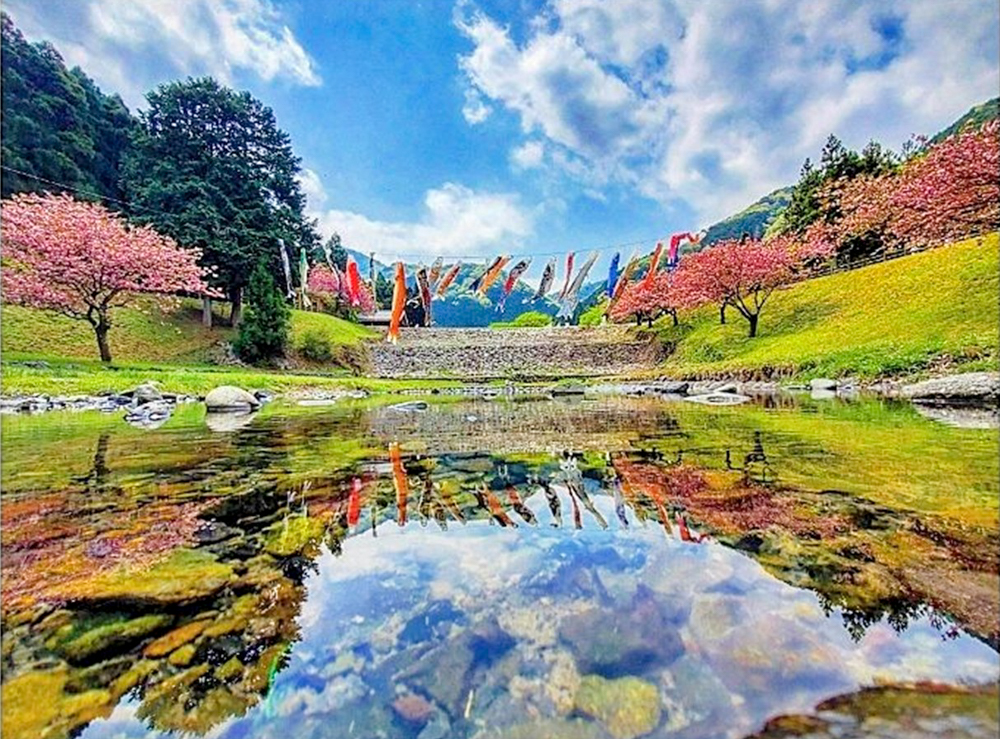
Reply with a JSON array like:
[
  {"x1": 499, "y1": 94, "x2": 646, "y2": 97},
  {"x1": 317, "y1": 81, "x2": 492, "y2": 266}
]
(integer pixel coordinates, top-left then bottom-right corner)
[{"x1": 659, "y1": 233, "x2": 999, "y2": 378}]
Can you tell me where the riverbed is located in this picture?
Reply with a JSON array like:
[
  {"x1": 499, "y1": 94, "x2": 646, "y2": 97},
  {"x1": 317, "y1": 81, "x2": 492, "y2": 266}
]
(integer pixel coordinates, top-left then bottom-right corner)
[{"x1": 1, "y1": 394, "x2": 997, "y2": 738}]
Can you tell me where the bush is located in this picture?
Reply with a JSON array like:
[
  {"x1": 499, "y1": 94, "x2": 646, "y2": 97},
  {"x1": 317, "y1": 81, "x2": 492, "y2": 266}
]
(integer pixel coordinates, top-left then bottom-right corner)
[
  {"x1": 491, "y1": 310, "x2": 553, "y2": 329},
  {"x1": 579, "y1": 301, "x2": 607, "y2": 326},
  {"x1": 234, "y1": 263, "x2": 290, "y2": 364},
  {"x1": 299, "y1": 329, "x2": 333, "y2": 362}
]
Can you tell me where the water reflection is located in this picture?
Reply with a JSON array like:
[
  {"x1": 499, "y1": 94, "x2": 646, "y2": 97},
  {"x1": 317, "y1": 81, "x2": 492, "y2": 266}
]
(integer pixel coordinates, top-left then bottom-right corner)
[{"x1": 1, "y1": 396, "x2": 997, "y2": 739}]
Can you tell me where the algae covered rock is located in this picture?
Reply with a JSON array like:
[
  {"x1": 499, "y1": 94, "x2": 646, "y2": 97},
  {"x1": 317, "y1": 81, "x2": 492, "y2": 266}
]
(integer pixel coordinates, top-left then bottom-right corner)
[
  {"x1": 55, "y1": 613, "x2": 174, "y2": 664},
  {"x1": 574, "y1": 675, "x2": 661, "y2": 739},
  {"x1": 53, "y1": 548, "x2": 235, "y2": 608},
  {"x1": 263, "y1": 516, "x2": 326, "y2": 557},
  {"x1": 144, "y1": 620, "x2": 208, "y2": 657},
  {"x1": 475, "y1": 718, "x2": 605, "y2": 739}
]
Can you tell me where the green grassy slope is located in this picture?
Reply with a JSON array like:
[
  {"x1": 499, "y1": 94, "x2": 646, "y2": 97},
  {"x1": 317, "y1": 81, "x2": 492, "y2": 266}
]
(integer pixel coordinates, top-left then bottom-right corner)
[
  {"x1": 658, "y1": 233, "x2": 999, "y2": 379},
  {"x1": 1, "y1": 298, "x2": 376, "y2": 364}
]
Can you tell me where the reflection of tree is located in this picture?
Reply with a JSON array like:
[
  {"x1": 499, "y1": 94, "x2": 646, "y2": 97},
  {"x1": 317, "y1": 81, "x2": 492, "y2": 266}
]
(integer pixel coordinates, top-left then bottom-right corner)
[
  {"x1": 726, "y1": 431, "x2": 775, "y2": 486},
  {"x1": 75, "y1": 432, "x2": 114, "y2": 494}
]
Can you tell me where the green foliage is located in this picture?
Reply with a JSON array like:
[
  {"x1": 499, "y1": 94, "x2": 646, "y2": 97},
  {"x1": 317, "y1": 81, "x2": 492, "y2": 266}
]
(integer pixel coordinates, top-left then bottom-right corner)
[
  {"x1": 324, "y1": 233, "x2": 347, "y2": 270},
  {"x1": 374, "y1": 272, "x2": 393, "y2": 309},
  {"x1": 702, "y1": 187, "x2": 794, "y2": 246},
  {"x1": 298, "y1": 329, "x2": 333, "y2": 362},
  {"x1": 929, "y1": 97, "x2": 999, "y2": 144},
  {"x1": 1, "y1": 13, "x2": 135, "y2": 200},
  {"x1": 234, "y1": 264, "x2": 291, "y2": 364},
  {"x1": 661, "y1": 233, "x2": 999, "y2": 379},
  {"x1": 124, "y1": 77, "x2": 318, "y2": 302},
  {"x1": 779, "y1": 135, "x2": 898, "y2": 237},
  {"x1": 579, "y1": 301, "x2": 607, "y2": 326},
  {"x1": 490, "y1": 310, "x2": 553, "y2": 329}
]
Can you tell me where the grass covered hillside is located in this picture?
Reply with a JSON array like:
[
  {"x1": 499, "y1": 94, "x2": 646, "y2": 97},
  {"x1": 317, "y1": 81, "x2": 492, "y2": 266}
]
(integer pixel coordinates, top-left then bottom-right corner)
[
  {"x1": 658, "y1": 233, "x2": 999, "y2": 379},
  {"x1": 1, "y1": 298, "x2": 376, "y2": 364}
]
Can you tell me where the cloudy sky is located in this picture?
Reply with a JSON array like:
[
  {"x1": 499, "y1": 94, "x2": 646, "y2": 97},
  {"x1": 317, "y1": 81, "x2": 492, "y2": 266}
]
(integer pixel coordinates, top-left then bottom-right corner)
[{"x1": 7, "y1": 0, "x2": 999, "y2": 267}]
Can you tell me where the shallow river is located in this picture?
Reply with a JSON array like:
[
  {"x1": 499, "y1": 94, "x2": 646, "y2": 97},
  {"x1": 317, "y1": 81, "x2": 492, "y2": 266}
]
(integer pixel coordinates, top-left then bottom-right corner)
[{"x1": 1, "y1": 394, "x2": 998, "y2": 739}]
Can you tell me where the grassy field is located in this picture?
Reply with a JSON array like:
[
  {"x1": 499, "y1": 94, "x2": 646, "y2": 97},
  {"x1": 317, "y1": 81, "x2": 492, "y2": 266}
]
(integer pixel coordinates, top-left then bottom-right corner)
[
  {"x1": 1, "y1": 298, "x2": 376, "y2": 364},
  {"x1": 658, "y1": 233, "x2": 999, "y2": 379}
]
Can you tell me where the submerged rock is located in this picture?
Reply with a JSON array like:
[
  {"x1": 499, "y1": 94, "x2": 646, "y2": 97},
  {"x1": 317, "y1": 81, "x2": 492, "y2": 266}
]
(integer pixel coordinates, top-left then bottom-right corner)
[
  {"x1": 474, "y1": 718, "x2": 605, "y2": 739},
  {"x1": 392, "y1": 693, "x2": 435, "y2": 725},
  {"x1": 574, "y1": 674, "x2": 661, "y2": 739},
  {"x1": 559, "y1": 600, "x2": 683, "y2": 678},
  {"x1": 54, "y1": 614, "x2": 173, "y2": 664},
  {"x1": 204, "y1": 386, "x2": 261, "y2": 412},
  {"x1": 684, "y1": 392, "x2": 750, "y2": 406}
]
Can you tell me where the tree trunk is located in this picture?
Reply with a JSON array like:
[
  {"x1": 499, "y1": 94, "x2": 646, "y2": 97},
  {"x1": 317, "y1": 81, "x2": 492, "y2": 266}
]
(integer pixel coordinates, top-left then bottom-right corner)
[
  {"x1": 202, "y1": 297, "x2": 213, "y2": 328},
  {"x1": 670, "y1": 309, "x2": 679, "y2": 327},
  {"x1": 95, "y1": 318, "x2": 112, "y2": 363},
  {"x1": 230, "y1": 287, "x2": 243, "y2": 327},
  {"x1": 748, "y1": 313, "x2": 759, "y2": 338},
  {"x1": 720, "y1": 302, "x2": 727, "y2": 324}
]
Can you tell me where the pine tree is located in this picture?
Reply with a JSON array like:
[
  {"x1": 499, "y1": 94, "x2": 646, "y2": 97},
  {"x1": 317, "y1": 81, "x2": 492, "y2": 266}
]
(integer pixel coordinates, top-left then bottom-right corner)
[{"x1": 234, "y1": 263, "x2": 290, "y2": 363}]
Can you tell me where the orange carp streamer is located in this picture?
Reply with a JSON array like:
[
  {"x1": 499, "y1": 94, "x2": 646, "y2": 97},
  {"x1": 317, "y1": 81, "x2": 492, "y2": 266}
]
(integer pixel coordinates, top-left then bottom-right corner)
[
  {"x1": 477, "y1": 255, "x2": 510, "y2": 296},
  {"x1": 387, "y1": 261, "x2": 406, "y2": 343},
  {"x1": 390, "y1": 442, "x2": 409, "y2": 526},
  {"x1": 434, "y1": 262, "x2": 462, "y2": 298},
  {"x1": 643, "y1": 242, "x2": 664, "y2": 288}
]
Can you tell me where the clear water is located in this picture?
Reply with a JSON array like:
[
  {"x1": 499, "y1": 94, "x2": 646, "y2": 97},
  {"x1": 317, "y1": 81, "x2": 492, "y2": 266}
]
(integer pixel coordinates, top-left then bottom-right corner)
[{"x1": 1, "y1": 394, "x2": 998, "y2": 739}]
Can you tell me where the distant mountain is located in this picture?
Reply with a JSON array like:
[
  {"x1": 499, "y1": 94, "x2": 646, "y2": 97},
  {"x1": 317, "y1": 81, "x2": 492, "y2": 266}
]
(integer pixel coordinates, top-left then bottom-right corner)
[
  {"x1": 929, "y1": 97, "x2": 998, "y2": 144},
  {"x1": 701, "y1": 187, "x2": 794, "y2": 247}
]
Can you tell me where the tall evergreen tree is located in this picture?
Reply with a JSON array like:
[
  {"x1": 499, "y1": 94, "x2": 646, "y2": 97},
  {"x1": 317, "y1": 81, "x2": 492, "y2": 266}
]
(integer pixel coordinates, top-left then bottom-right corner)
[
  {"x1": 234, "y1": 262, "x2": 290, "y2": 363},
  {"x1": 124, "y1": 77, "x2": 317, "y2": 324}
]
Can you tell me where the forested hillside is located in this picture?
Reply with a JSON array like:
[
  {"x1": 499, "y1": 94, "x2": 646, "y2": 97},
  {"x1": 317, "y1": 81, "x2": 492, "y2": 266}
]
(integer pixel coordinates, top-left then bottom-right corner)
[{"x1": 0, "y1": 14, "x2": 134, "y2": 200}]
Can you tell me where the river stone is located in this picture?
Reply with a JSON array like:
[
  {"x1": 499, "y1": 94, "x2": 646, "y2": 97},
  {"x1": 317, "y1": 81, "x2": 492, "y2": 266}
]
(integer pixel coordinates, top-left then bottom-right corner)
[
  {"x1": 53, "y1": 548, "x2": 235, "y2": 608},
  {"x1": 900, "y1": 372, "x2": 999, "y2": 405},
  {"x1": 474, "y1": 718, "x2": 605, "y2": 739},
  {"x1": 144, "y1": 620, "x2": 208, "y2": 657},
  {"x1": 684, "y1": 393, "x2": 750, "y2": 406},
  {"x1": 574, "y1": 675, "x2": 661, "y2": 739},
  {"x1": 131, "y1": 383, "x2": 163, "y2": 405},
  {"x1": 396, "y1": 618, "x2": 514, "y2": 718},
  {"x1": 204, "y1": 386, "x2": 261, "y2": 412},
  {"x1": 56, "y1": 614, "x2": 174, "y2": 664},
  {"x1": 810, "y1": 378, "x2": 839, "y2": 390},
  {"x1": 560, "y1": 603, "x2": 683, "y2": 678}
]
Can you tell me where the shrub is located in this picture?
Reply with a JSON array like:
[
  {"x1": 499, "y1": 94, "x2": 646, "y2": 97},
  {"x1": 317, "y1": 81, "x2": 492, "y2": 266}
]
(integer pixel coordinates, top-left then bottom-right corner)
[
  {"x1": 491, "y1": 310, "x2": 553, "y2": 329},
  {"x1": 299, "y1": 330, "x2": 333, "y2": 362},
  {"x1": 234, "y1": 263, "x2": 290, "y2": 364}
]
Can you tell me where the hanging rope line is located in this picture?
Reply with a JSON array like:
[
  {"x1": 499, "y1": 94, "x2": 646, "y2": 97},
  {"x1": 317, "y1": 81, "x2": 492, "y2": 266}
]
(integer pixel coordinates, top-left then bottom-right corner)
[{"x1": 2, "y1": 164, "x2": 694, "y2": 262}]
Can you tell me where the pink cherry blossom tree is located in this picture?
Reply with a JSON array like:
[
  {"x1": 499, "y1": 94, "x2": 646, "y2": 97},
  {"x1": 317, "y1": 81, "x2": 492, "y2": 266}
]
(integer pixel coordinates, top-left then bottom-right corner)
[
  {"x1": 307, "y1": 264, "x2": 376, "y2": 315},
  {"x1": 610, "y1": 269, "x2": 698, "y2": 327},
  {"x1": 2, "y1": 193, "x2": 218, "y2": 362},
  {"x1": 682, "y1": 238, "x2": 796, "y2": 337}
]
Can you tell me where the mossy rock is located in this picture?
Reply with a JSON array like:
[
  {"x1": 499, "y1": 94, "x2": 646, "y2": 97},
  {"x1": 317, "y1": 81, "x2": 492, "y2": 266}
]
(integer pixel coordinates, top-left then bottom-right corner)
[
  {"x1": 168, "y1": 643, "x2": 198, "y2": 667},
  {"x1": 52, "y1": 549, "x2": 235, "y2": 608},
  {"x1": 263, "y1": 516, "x2": 326, "y2": 557},
  {"x1": 55, "y1": 613, "x2": 174, "y2": 664},
  {"x1": 574, "y1": 675, "x2": 661, "y2": 739},
  {"x1": 144, "y1": 620, "x2": 208, "y2": 657},
  {"x1": 1, "y1": 668, "x2": 68, "y2": 739}
]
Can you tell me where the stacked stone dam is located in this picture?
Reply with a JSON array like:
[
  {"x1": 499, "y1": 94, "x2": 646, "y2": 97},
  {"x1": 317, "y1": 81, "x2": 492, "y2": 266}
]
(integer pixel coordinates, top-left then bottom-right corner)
[{"x1": 370, "y1": 326, "x2": 665, "y2": 379}]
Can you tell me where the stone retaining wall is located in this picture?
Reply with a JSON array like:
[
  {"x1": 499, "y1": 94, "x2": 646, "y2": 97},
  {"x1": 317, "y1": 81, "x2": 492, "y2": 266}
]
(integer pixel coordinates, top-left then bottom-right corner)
[{"x1": 370, "y1": 326, "x2": 664, "y2": 379}]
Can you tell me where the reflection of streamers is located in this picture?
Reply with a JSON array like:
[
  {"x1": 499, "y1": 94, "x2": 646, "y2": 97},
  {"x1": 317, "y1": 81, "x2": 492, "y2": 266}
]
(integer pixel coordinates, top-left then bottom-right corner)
[
  {"x1": 506, "y1": 485, "x2": 538, "y2": 526},
  {"x1": 485, "y1": 486, "x2": 516, "y2": 527},
  {"x1": 347, "y1": 477, "x2": 361, "y2": 528},
  {"x1": 389, "y1": 443, "x2": 409, "y2": 527},
  {"x1": 542, "y1": 481, "x2": 562, "y2": 527}
]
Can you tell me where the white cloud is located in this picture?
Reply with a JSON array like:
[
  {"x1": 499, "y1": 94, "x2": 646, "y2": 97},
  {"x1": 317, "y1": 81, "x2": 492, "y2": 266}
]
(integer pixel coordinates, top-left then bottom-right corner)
[
  {"x1": 511, "y1": 140, "x2": 546, "y2": 169},
  {"x1": 296, "y1": 168, "x2": 327, "y2": 209},
  {"x1": 6, "y1": 0, "x2": 321, "y2": 108},
  {"x1": 457, "y1": 0, "x2": 1000, "y2": 223},
  {"x1": 309, "y1": 182, "x2": 535, "y2": 262},
  {"x1": 462, "y1": 89, "x2": 493, "y2": 124}
]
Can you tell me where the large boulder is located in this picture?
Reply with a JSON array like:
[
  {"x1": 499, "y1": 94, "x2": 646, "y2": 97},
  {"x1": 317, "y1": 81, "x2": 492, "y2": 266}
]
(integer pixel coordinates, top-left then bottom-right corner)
[
  {"x1": 809, "y1": 378, "x2": 838, "y2": 390},
  {"x1": 900, "y1": 372, "x2": 999, "y2": 405},
  {"x1": 204, "y1": 386, "x2": 261, "y2": 412}
]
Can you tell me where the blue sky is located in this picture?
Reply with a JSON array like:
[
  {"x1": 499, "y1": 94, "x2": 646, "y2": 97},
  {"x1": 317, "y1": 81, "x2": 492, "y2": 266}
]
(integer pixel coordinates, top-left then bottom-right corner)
[{"x1": 7, "y1": 0, "x2": 999, "y2": 273}]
